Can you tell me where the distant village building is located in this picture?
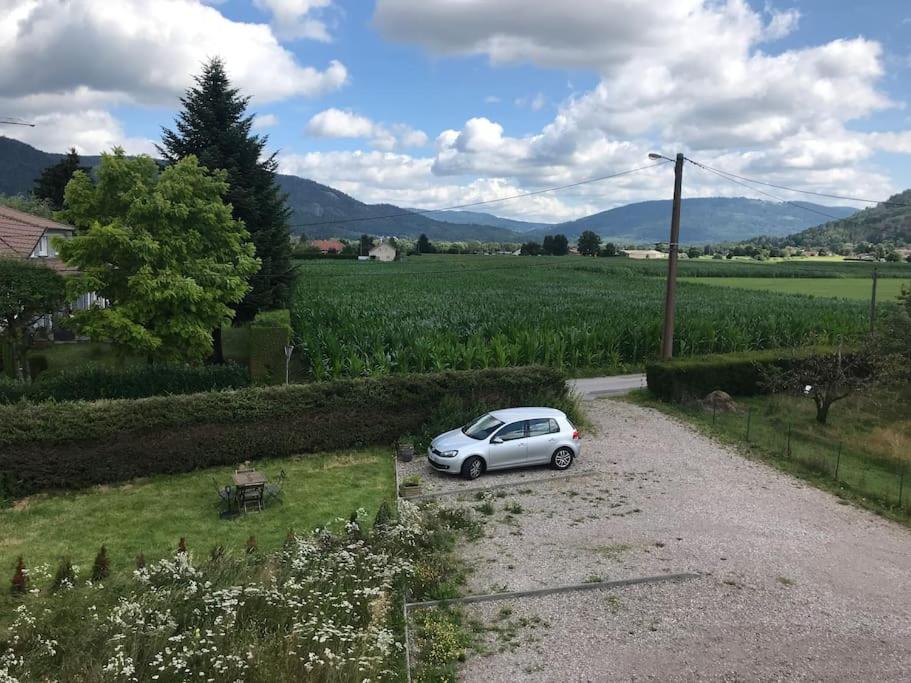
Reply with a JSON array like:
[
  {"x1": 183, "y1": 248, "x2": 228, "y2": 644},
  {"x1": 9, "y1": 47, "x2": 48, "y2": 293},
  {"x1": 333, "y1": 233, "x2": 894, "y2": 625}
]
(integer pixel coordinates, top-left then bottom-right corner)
[
  {"x1": 368, "y1": 241, "x2": 397, "y2": 262},
  {"x1": 621, "y1": 249, "x2": 667, "y2": 260},
  {"x1": 309, "y1": 239, "x2": 346, "y2": 254}
]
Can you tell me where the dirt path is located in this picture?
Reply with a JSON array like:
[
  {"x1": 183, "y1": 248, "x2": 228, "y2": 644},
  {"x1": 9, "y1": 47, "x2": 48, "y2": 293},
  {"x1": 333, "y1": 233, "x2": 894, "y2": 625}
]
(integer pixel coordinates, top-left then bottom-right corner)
[{"x1": 407, "y1": 399, "x2": 911, "y2": 681}]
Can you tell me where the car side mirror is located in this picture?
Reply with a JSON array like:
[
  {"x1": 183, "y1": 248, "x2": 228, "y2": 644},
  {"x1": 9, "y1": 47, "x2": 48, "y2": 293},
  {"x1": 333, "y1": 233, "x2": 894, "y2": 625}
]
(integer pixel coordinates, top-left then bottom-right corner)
[{"x1": 491, "y1": 437, "x2": 503, "y2": 444}]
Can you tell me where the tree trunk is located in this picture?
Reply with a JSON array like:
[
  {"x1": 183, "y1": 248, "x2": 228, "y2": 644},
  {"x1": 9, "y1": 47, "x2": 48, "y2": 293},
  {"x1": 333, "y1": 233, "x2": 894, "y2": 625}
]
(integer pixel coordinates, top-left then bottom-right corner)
[{"x1": 815, "y1": 400, "x2": 830, "y2": 424}]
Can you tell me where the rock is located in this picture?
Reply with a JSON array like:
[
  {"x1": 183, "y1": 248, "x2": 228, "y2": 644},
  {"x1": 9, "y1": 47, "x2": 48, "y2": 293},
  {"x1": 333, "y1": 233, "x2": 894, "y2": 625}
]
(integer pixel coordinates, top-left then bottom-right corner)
[{"x1": 701, "y1": 390, "x2": 738, "y2": 413}]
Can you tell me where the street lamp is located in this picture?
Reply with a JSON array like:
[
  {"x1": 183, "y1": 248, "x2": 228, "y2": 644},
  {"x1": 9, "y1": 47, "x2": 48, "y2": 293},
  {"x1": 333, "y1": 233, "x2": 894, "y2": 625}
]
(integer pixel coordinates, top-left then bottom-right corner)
[{"x1": 650, "y1": 152, "x2": 685, "y2": 360}]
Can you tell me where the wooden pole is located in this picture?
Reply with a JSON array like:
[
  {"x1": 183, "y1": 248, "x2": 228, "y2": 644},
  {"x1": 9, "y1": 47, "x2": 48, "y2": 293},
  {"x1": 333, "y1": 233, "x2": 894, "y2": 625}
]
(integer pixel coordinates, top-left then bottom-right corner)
[{"x1": 661, "y1": 153, "x2": 684, "y2": 360}]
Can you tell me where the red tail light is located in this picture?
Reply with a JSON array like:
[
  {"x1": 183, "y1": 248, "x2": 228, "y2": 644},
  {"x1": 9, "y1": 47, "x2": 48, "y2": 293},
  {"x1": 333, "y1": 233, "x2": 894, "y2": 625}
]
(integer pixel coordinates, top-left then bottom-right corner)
[{"x1": 572, "y1": 430, "x2": 580, "y2": 440}]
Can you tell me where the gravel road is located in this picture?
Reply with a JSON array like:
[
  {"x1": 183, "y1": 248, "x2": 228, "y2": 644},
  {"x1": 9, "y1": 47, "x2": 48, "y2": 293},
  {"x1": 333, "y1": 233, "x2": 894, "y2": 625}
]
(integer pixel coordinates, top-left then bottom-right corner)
[{"x1": 405, "y1": 399, "x2": 911, "y2": 681}]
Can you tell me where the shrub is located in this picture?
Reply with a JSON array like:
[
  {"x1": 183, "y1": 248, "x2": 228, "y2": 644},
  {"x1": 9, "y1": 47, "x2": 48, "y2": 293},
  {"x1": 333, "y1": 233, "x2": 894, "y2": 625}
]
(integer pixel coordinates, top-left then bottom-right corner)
[
  {"x1": 0, "y1": 362, "x2": 250, "y2": 404},
  {"x1": 249, "y1": 325, "x2": 289, "y2": 385},
  {"x1": 0, "y1": 366, "x2": 570, "y2": 496},
  {"x1": 10, "y1": 556, "x2": 28, "y2": 594},
  {"x1": 646, "y1": 347, "x2": 836, "y2": 402},
  {"x1": 91, "y1": 546, "x2": 109, "y2": 582}
]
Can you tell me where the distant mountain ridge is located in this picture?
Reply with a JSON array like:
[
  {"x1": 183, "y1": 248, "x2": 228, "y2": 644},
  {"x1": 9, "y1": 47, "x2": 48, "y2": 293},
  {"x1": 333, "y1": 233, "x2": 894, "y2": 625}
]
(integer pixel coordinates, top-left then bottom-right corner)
[
  {"x1": 0, "y1": 137, "x2": 860, "y2": 244},
  {"x1": 782, "y1": 190, "x2": 911, "y2": 247}
]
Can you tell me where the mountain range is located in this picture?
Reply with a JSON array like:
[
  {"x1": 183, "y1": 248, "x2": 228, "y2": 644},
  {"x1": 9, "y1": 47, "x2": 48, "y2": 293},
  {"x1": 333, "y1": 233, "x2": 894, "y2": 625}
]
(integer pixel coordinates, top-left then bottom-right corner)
[{"x1": 1, "y1": 136, "x2": 861, "y2": 245}]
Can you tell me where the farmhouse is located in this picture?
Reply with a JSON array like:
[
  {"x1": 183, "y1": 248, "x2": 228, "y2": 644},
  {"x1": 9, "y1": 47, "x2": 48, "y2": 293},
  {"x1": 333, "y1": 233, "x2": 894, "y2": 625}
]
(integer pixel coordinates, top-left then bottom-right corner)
[
  {"x1": 368, "y1": 241, "x2": 397, "y2": 262},
  {"x1": 309, "y1": 239, "x2": 346, "y2": 254},
  {"x1": 621, "y1": 249, "x2": 667, "y2": 260}
]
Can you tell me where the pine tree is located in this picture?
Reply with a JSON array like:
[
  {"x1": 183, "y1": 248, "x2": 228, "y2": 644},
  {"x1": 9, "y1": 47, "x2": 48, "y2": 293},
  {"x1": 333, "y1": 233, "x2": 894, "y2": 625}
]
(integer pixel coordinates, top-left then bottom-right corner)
[
  {"x1": 33, "y1": 148, "x2": 88, "y2": 210},
  {"x1": 159, "y1": 57, "x2": 293, "y2": 322}
]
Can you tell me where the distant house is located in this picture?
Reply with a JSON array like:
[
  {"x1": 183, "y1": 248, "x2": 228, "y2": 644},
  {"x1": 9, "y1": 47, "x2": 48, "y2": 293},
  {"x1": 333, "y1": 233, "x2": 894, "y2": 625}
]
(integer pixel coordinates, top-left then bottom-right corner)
[
  {"x1": 368, "y1": 241, "x2": 397, "y2": 262},
  {"x1": 621, "y1": 249, "x2": 667, "y2": 260},
  {"x1": 0, "y1": 206, "x2": 101, "y2": 333},
  {"x1": 309, "y1": 239, "x2": 346, "y2": 254}
]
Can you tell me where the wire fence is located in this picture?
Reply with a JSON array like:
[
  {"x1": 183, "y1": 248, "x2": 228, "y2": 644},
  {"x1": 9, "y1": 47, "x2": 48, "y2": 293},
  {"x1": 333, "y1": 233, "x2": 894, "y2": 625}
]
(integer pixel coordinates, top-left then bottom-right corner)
[{"x1": 680, "y1": 400, "x2": 910, "y2": 517}]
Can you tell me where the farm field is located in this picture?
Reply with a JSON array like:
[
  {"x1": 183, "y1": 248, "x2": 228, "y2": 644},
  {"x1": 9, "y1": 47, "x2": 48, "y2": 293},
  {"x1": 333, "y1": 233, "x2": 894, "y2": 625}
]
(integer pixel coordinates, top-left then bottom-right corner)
[
  {"x1": 681, "y1": 276, "x2": 909, "y2": 301},
  {"x1": 291, "y1": 255, "x2": 882, "y2": 379}
]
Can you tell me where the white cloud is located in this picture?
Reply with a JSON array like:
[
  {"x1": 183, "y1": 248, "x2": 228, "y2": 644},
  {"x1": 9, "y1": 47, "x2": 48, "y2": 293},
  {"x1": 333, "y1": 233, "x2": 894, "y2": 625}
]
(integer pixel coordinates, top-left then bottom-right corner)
[
  {"x1": 253, "y1": 113, "x2": 280, "y2": 129},
  {"x1": 253, "y1": 0, "x2": 334, "y2": 41},
  {"x1": 305, "y1": 108, "x2": 428, "y2": 150},
  {"x1": 515, "y1": 92, "x2": 546, "y2": 111},
  {"x1": 7, "y1": 110, "x2": 157, "y2": 156},
  {"x1": 484, "y1": 95, "x2": 501, "y2": 104}
]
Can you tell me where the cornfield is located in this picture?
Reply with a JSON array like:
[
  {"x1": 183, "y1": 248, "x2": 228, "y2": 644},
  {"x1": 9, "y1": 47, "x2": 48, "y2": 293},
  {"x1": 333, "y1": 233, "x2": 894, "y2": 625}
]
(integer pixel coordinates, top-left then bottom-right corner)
[{"x1": 290, "y1": 256, "x2": 877, "y2": 379}]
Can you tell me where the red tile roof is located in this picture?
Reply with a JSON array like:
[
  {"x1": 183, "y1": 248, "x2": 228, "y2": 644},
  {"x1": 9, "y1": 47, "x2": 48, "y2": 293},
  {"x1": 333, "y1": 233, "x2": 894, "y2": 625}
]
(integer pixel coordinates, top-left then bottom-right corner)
[
  {"x1": 309, "y1": 239, "x2": 346, "y2": 253},
  {"x1": 0, "y1": 206, "x2": 74, "y2": 260}
]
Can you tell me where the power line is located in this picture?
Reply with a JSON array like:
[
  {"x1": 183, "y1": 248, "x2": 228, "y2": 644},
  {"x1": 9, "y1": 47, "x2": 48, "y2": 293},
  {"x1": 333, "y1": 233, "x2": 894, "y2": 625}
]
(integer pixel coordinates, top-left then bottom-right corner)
[
  {"x1": 686, "y1": 158, "x2": 848, "y2": 223},
  {"x1": 286, "y1": 160, "x2": 670, "y2": 229},
  {"x1": 0, "y1": 117, "x2": 35, "y2": 127},
  {"x1": 687, "y1": 158, "x2": 911, "y2": 208}
]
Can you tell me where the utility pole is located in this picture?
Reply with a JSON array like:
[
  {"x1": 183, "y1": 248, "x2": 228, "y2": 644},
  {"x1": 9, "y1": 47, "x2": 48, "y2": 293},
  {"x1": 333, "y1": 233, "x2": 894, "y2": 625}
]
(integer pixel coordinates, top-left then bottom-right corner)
[
  {"x1": 869, "y1": 266, "x2": 878, "y2": 332},
  {"x1": 661, "y1": 153, "x2": 685, "y2": 360}
]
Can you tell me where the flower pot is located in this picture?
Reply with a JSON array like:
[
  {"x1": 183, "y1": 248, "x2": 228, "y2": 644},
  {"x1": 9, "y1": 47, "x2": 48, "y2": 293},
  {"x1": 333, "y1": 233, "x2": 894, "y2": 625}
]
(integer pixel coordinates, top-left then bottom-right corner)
[
  {"x1": 399, "y1": 483, "x2": 422, "y2": 498},
  {"x1": 397, "y1": 444, "x2": 415, "y2": 463}
]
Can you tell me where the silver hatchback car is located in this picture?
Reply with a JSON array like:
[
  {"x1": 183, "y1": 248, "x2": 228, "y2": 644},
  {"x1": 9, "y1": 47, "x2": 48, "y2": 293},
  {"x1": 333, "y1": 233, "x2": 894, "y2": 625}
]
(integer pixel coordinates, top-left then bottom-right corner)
[{"x1": 427, "y1": 407, "x2": 581, "y2": 480}]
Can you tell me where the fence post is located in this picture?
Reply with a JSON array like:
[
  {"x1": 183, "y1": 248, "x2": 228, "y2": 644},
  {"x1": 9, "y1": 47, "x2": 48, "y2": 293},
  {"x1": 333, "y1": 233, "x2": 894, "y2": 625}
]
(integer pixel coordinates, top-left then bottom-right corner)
[
  {"x1": 786, "y1": 423, "x2": 792, "y2": 458},
  {"x1": 745, "y1": 407, "x2": 752, "y2": 443},
  {"x1": 834, "y1": 442, "x2": 842, "y2": 481}
]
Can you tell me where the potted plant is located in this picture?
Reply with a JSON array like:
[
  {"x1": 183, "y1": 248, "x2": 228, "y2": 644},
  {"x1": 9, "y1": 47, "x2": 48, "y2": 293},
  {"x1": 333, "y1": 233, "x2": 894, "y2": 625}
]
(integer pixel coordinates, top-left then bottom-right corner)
[
  {"x1": 399, "y1": 474, "x2": 422, "y2": 498},
  {"x1": 396, "y1": 435, "x2": 417, "y2": 463}
]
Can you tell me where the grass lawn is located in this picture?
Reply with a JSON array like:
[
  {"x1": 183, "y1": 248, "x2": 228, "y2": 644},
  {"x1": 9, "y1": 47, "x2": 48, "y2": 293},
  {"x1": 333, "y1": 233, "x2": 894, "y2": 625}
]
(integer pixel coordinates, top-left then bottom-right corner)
[
  {"x1": 682, "y1": 276, "x2": 909, "y2": 301},
  {"x1": 29, "y1": 342, "x2": 143, "y2": 377},
  {"x1": 0, "y1": 449, "x2": 394, "y2": 577},
  {"x1": 629, "y1": 387, "x2": 911, "y2": 523}
]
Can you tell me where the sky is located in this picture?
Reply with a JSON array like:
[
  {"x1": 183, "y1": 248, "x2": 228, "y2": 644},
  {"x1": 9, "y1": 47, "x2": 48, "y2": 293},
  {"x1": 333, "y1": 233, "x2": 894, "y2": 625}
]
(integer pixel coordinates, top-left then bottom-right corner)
[{"x1": 2, "y1": 0, "x2": 911, "y2": 223}]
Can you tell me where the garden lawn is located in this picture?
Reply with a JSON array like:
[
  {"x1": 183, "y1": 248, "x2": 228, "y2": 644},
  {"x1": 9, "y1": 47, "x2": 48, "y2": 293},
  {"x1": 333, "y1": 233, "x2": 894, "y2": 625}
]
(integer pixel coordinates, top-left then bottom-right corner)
[
  {"x1": 681, "y1": 276, "x2": 909, "y2": 301},
  {"x1": 0, "y1": 449, "x2": 394, "y2": 576},
  {"x1": 28, "y1": 342, "x2": 143, "y2": 377}
]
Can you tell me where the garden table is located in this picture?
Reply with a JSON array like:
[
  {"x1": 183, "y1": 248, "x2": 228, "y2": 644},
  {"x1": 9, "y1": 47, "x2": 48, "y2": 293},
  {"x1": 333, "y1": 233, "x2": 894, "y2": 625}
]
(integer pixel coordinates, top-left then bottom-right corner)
[{"x1": 233, "y1": 470, "x2": 267, "y2": 512}]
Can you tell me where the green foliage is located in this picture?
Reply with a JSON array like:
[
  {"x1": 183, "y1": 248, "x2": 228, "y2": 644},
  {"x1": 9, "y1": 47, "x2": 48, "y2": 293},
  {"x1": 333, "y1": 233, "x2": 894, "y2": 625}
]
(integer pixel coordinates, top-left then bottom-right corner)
[
  {"x1": 0, "y1": 366, "x2": 568, "y2": 496},
  {"x1": 0, "y1": 194, "x2": 55, "y2": 218},
  {"x1": 416, "y1": 233, "x2": 435, "y2": 254},
  {"x1": 520, "y1": 240, "x2": 542, "y2": 256},
  {"x1": 56, "y1": 149, "x2": 259, "y2": 362},
  {"x1": 600, "y1": 242, "x2": 618, "y2": 257},
  {"x1": 33, "y1": 148, "x2": 88, "y2": 210},
  {"x1": 645, "y1": 347, "x2": 837, "y2": 402},
  {"x1": 789, "y1": 189, "x2": 911, "y2": 248},
  {"x1": 0, "y1": 362, "x2": 249, "y2": 403},
  {"x1": 160, "y1": 57, "x2": 294, "y2": 320},
  {"x1": 577, "y1": 230, "x2": 602, "y2": 256},
  {"x1": 90, "y1": 545, "x2": 109, "y2": 582},
  {"x1": 542, "y1": 233, "x2": 569, "y2": 255},
  {"x1": 0, "y1": 258, "x2": 67, "y2": 380},
  {"x1": 249, "y1": 325, "x2": 290, "y2": 384}
]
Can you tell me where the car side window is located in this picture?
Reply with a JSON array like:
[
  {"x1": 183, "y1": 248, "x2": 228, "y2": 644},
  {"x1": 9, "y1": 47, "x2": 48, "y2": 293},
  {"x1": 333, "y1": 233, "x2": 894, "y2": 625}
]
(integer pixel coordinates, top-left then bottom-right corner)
[
  {"x1": 495, "y1": 421, "x2": 527, "y2": 441},
  {"x1": 527, "y1": 418, "x2": 552, "y2": 437},
  {"x1": 548, "y1": 418, "x2": 560, "y2": 433}
]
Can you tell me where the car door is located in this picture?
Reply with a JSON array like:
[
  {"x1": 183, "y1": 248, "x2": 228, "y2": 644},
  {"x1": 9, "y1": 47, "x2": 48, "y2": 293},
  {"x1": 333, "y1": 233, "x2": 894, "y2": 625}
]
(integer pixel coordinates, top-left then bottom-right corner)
[
  {"x1": 525, "y1": 417, "x2": 559, "y2": 464},
  {"x1": 488, "y1": 420, "x2": 528, "y2": 469}
]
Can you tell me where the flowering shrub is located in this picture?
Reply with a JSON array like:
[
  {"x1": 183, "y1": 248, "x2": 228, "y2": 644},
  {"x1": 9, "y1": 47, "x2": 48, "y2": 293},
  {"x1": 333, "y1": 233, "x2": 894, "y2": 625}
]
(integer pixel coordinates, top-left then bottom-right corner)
[{"x1": 0, "y1": 501, "x2": 476, "y2": 682}]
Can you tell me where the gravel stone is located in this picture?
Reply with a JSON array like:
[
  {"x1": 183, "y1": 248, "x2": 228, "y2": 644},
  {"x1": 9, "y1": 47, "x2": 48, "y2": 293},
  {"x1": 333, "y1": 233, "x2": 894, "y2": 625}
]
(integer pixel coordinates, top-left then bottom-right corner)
[{"x1": 432, "y1": 399, "x2": 911, "y2": 681}]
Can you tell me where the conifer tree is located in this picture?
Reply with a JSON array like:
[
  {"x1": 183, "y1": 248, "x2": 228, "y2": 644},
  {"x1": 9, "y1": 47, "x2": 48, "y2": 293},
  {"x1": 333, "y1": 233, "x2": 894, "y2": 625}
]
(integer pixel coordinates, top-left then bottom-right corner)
[
  {"x1": 159, "y1": 58, "x2": 293, "y2": 322},
  {"x1": 34, "y1": 148, "x2": 88, "y2": 210}
]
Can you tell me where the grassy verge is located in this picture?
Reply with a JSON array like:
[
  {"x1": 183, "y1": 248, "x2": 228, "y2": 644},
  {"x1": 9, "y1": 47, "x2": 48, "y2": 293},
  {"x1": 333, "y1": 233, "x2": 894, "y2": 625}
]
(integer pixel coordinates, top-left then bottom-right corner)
[{"x1": 626, "y1": 389, "x2": 911, "y2": 526}]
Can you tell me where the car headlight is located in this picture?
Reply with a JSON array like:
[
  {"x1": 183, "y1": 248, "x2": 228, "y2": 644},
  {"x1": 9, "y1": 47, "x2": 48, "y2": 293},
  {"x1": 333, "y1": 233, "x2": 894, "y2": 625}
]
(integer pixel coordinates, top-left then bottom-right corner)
[{"x1": 440, "y1": 450, "x2": 458, "y2": 458}]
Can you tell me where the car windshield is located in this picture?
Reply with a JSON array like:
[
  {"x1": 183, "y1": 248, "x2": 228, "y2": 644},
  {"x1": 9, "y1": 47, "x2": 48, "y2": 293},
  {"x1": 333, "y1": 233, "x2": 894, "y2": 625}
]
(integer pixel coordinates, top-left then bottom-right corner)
[{"x1": 462, "y1": 413, "x2": 504, "y2": 440}]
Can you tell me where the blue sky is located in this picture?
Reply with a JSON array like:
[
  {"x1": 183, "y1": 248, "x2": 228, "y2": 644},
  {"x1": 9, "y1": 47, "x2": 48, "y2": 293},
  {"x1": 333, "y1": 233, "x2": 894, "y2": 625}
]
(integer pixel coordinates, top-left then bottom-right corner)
[{"x1": 3, "y1": 0, "x2": 911, "y2": 222}]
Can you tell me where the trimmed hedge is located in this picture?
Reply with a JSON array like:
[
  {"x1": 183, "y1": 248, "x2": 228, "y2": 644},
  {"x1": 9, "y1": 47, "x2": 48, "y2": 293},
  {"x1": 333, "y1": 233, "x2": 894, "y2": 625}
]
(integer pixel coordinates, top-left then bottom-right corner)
[
  {"x1": 0, "y1": 366, "x2": 568, "y2": 496},
  {"x1": 646, "y1": 347, "x2": 835, "y2": 402},
  {"x1": 0, "y1": 363, "x2": 250, "y2": 404}
]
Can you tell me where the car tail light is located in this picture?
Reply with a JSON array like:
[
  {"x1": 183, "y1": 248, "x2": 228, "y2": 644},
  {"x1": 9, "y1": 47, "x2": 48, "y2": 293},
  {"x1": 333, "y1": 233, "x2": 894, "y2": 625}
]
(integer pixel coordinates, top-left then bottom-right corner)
[{"x1": 572, "y1": 430, "x2": 580, "y2": 440}]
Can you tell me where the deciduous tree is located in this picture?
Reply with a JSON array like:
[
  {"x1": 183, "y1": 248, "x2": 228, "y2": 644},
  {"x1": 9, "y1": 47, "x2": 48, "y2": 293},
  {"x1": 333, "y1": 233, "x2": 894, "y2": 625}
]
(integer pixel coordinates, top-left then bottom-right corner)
[
  {"x1": 577, "y1": 230, "x2": 601, "y2": 256},
  {"x1": 57, "y1": 150, "x2": 259, "y2": 363},
  {"x1": 0, "y1": 259, "x2": 66, "y2": 380}
]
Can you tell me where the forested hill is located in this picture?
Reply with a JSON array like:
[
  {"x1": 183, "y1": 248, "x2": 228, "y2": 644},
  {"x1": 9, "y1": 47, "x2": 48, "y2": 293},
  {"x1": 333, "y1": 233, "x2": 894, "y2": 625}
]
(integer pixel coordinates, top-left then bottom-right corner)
[{"x1": 783, "y1": 190, "x2": 911, "y2": 247}]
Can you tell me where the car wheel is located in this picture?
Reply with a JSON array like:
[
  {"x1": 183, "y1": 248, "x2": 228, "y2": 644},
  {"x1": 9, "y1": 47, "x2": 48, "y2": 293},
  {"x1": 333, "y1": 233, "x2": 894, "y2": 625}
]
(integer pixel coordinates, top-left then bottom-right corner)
[
  {"x1": 551, "y1": 447, "x2": 574, "y2": 471},
  {"x1": 461, "y1": 456, "x2": 484, "y2": 480}
]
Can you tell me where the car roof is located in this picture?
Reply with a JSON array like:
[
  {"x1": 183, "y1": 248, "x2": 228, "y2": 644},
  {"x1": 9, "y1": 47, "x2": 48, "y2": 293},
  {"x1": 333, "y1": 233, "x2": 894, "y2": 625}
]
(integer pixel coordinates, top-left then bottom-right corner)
[{"x1": 487, "y1": 407, "x2": 567, "y2": 422}]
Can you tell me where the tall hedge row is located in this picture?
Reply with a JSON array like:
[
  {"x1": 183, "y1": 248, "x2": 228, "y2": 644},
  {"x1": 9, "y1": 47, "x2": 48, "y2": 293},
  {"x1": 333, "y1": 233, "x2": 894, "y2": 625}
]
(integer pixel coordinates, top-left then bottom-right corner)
[
  {"x1": 645, "y1": 347, "x2": 834, "y2": 402},
  {"x1": 0, "y1": 366, "x2": 567, "y2": 496},
  {"x1": 0, "y1": 363, "x2": 250, "y2": 404}
]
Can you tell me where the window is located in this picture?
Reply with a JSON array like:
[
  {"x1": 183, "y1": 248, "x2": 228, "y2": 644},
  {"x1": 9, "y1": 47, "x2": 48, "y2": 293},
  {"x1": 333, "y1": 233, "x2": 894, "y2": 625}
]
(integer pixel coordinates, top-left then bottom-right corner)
[
  {"x1": 549, "y1": 418, "x2": 560, "y2": 433},
  {"x1": 36, "y1": 235, "x2": 48, "y2": 257},
  {"x1": 527, "y1": 418, "x2": 553, "y2": 437},
  {"x1": 495, "y1": 421, "x2": 527, "y2": 441},
  {"x1": 462, "y1": 414, "x2": 504, "y2": 440}
]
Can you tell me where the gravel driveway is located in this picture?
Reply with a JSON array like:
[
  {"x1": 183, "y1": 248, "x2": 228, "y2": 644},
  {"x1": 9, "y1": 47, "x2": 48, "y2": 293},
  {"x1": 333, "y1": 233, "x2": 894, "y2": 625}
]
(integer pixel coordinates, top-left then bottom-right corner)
[{"x1": 406, "y1": 399, "x2": 911, "y2": 681}]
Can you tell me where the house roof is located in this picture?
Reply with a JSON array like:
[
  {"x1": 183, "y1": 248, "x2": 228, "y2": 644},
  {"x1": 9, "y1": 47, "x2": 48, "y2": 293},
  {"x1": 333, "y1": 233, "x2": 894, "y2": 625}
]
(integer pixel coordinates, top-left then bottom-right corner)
[
  {"x1": 309, "y1": 239, "x2": 346, "y2": 252},
  {"x1": 0, "y1": 206, "x2": 74, "y2": 259}
]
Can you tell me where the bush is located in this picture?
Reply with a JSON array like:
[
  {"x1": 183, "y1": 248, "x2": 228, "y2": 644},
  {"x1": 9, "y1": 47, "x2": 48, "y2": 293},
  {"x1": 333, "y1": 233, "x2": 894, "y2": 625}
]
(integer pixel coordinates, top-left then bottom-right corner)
[
  {"x1": 249, "y1": 324, "x2": 290, "y2": 384},
  {"x1": 0, "y1": 362, "x2": 250, "y2": 404},
  {"x1": 645, "y1": 347, "x2": 835, "y2": 402},
  {"x1": 0, "y1": 366, "x2": 570, "y2": 496}
]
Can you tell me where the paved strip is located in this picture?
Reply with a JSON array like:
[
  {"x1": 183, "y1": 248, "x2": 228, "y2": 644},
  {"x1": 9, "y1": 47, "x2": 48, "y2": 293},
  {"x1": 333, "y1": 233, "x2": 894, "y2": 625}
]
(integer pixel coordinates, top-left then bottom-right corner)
[
  {"x1": 401, "y1": 470, "x2": 597, "y2": 502},
  {"x1": 406, "y1": 572, "x2": 700, "y2": 611},
  {"x1": 569, "y1": 374, "x2": 647, "y2": 400}
]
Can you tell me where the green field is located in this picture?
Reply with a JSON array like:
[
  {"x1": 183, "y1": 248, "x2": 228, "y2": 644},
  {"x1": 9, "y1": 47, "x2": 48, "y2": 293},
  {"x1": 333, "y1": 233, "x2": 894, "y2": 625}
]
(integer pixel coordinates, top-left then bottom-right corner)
[
  {"x1": 682, "y1": 276, "x2": 908, "y2": 302},
  {"x1": 290, "y1": 255, "x2": 888, "y2": 378}
]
